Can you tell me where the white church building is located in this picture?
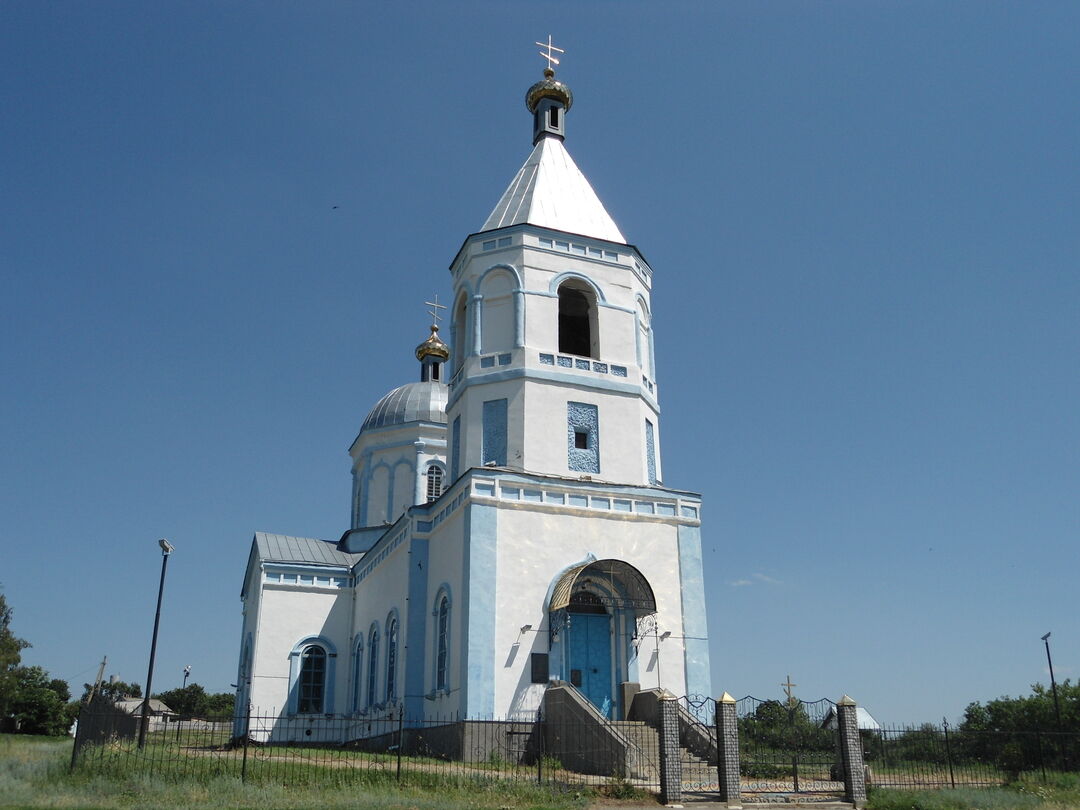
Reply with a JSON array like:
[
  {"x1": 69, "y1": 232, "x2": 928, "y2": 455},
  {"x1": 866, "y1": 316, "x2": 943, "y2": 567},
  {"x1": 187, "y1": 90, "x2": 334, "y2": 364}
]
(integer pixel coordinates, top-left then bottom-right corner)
[{"x1": 234, "y1": 61, "x2": 711, "y2": 740}]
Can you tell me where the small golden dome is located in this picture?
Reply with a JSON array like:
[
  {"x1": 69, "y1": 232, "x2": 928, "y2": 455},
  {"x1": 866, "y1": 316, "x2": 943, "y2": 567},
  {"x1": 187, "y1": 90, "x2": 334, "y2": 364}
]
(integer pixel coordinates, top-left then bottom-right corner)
[
  {"x1": 526, "y1": 68, "x2": 573, "y2": 113},
  {"x1": 415, "y1": 325, "x2": 450, "y2": 362}
]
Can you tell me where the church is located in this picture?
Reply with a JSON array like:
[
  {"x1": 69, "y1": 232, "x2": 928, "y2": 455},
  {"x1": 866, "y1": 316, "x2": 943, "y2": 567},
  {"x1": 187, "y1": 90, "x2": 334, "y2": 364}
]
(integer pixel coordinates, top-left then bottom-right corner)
[{"x1": 234, "y1": 54, "x2": 711, "y2": 741}]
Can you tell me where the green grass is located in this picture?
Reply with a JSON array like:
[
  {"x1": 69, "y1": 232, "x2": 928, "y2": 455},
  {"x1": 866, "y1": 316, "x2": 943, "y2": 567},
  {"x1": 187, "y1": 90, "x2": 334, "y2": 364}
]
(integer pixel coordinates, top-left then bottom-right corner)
[
  {"x1": 0, "y1": 734, "x2": 594, "y2": 810},
  {"x1": 866, "y1": 773, "x2": 1080, "y2": 810}
]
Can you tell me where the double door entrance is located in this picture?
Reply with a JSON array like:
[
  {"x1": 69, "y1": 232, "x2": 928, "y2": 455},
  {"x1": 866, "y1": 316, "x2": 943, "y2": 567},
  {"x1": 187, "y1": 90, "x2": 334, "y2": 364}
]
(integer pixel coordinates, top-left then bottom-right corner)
[{"x1": 565, "y1": 604, "x2": 614, "y2": 718}]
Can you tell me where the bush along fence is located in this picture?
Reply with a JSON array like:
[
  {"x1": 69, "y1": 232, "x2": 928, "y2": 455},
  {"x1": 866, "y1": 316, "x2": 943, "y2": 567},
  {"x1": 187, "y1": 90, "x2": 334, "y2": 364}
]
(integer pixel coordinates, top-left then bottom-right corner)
[{"x1": 70, "y1": 691, "x2": 1079, "y2": 805}]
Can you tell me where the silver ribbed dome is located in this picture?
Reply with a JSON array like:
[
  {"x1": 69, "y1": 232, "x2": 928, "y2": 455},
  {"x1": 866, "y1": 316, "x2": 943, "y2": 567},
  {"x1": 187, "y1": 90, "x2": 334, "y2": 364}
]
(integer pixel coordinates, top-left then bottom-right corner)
[{"x1": 360, "y1": 381, "x2": 448, "y2": 433}]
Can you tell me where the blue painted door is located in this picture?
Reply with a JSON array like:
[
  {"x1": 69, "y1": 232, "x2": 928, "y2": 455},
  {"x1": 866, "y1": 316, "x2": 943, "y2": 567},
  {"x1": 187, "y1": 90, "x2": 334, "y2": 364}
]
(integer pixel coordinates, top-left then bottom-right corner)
[{"x1": 567, "y1": 612, "x2": 613, "y2": 717}]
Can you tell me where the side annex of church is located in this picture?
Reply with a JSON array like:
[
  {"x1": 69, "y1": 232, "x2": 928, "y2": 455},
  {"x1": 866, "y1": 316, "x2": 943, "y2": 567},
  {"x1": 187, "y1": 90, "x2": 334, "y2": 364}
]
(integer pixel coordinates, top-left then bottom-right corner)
[{"x1": 234, "y1": 63, "x2": 711, "y2": 739}]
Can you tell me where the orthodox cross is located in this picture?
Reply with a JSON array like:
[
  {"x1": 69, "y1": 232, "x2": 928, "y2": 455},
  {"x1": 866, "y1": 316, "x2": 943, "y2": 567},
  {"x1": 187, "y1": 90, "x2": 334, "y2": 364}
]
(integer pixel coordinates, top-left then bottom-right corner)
[
  {"x1": 781, "y1": 674, "x2": 798, "y2": 706},
  {"x1": 425, "y1": 294, "x2": 446, "y2": 328},
  {"x1": 535, "y1": 35, "x2": 564, "y2": 71}
]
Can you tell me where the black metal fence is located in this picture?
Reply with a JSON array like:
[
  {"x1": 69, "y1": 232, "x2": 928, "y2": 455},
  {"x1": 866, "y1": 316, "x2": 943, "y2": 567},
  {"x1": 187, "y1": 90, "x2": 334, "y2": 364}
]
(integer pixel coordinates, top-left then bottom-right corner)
[
  {"x1": 866, "y1": 722, "x2": 1078, "y2": 789},
  {"x1": 70, "y1": 706, "x2": 659, "y2": 792}
]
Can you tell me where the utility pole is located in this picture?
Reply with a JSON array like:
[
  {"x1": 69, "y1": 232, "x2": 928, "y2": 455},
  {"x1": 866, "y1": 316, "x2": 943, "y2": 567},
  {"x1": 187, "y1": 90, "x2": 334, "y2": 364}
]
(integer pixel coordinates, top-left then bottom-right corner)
[{"x1": 86, "y1": 656, "x2": 107, "y2": 704}]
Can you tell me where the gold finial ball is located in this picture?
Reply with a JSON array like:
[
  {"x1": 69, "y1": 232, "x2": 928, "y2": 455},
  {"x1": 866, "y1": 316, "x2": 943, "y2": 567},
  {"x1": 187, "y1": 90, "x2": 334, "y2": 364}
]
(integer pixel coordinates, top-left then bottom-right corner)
[
  {"x1": 526, "y1": 73, "x2": 573, "y2": 113},
  {"x1": 415, "y1": 324, "x2": 450, "y2": 362}
]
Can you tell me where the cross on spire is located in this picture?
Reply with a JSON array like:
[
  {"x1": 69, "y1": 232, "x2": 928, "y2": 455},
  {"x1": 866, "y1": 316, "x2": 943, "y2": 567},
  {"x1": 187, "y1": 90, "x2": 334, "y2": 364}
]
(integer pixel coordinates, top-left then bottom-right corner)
[
  {"x1": 425, "y1": 294, "x2": 446, "y2": 328},
  {"x1": 781, "y1": 674, "x2": 798, "y2": 706},
  {"x1": 535, "y1": 35, "x2": 565, "y2": 72}
]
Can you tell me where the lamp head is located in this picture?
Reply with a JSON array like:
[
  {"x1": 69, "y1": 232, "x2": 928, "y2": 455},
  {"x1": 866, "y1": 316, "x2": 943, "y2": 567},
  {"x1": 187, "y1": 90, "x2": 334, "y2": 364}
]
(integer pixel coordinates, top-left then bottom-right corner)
[
  {"x1": 1042, "y1": 632, "x2": 1051, "y2": 642},
  {"x1": 158, "y1": 538, "x2": 174, "y2": 554},
  {"x1": 520, "y1": 624, "x2": 533, "y2": 634}
]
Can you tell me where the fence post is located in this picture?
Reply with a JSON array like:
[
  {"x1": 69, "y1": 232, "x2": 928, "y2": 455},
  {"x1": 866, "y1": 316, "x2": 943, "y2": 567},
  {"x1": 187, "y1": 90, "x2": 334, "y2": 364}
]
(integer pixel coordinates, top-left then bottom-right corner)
[
  {"x1": 715, "y1": 692, "x2": 741, "y2": 806},
  {"x1": 396, "y1": 707, "x2": 404, "y2": 782},
  {"x1": 836, "y1": 696, "x2": 867, "y2": 808},
  {"x1": 69, "y1": 703, "x2": 87, "y2": 772},
  {"x1": 658, "y1": 693, "x2": 683, "y2": 806},
  {"x1": 536, "y1": 706, "x2": 543, "y2": 785},
  {"x1": 942, "y1": 718, "x2": 956, "y2": 789},
  {"x1": 241, "y1": 704, "x2": 250, "y2": 784}
]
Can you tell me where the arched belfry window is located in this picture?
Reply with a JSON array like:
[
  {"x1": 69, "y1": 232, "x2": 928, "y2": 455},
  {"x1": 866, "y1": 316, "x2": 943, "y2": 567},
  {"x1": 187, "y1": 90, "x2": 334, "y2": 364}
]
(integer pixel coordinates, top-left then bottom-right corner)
[
  {"x1": 297, "y1": 646, "x2": 326, "y2": 714},
  {"x1": 558, "y1": 282, "x2": 598, "y2": 358},
  {"x1": 426, "y1": 465, "x2": 444, "y2": 502}
]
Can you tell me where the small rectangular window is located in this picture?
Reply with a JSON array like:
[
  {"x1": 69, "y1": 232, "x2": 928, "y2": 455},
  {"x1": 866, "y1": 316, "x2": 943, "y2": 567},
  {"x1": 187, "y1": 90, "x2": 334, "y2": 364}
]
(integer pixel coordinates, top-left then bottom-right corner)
[
  {"x1": 574, "y1": 430, "x2": 588, "y2": 449},
  {"x1": 497, "y1": 236, "x2": 511, "y2": 247},
  {"x1": 549, "y1": 107, "x2": 559, "y2": 128},
  {"x1": 531, "y1": 653, "x2": 549, "y2": 684},
  {"x1": 482, "y1": 240, "x2": 496, "y2": 251}
]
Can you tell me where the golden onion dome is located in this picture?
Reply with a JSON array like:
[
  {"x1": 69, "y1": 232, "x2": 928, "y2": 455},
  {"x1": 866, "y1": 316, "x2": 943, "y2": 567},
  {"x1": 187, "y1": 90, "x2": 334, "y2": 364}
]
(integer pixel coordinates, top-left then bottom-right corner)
[
  {"x1": 525, "y1": 67, "x2": 573, "y2": 113},
  {"x1": 415, "y1": 325, "x2": 450, "y2": 362}
]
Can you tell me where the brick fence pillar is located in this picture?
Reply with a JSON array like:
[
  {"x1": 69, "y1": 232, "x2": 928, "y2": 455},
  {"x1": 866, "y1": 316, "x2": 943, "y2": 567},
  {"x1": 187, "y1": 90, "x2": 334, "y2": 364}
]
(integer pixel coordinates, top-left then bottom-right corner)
[
  {"x1": 715, "y1": 692, "x2": 741, "y2": 805},
  {"x1": 658, "y1": 694, "x2": 682, "y2": 805},
  {"x1": 837, "y1": 695, "x2": 867, "y2": 808}
]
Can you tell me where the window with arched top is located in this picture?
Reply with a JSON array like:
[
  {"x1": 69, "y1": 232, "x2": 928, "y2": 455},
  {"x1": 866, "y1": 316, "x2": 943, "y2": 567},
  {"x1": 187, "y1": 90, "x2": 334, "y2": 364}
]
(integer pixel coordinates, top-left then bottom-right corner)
[
  {"x1": 351, "y1": 636, "x2": 364, "y2": 712},
  {"x1": 558, "y1": 282, "x2": 598, "y2": 358},
  {"x1": 426, "y1": 465, "x2": 444, "y2": 502},
  {"x1": 385, "y1": 615, "x2": 399, "y2": 703},
  {"x1": 366, "y1": 625, "x2": 379, "y2": 708},
  {"x1": 435, "y1": 594, "x2": 450, "y2": 692},
  {"x1": 297, "y1": 645, "x2": 327, "y2": 713}
]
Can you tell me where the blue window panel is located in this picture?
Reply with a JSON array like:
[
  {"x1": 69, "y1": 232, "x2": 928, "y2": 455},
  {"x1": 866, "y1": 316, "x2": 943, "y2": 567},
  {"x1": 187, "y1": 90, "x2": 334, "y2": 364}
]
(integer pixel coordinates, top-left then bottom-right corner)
[
  {"x1": 523, "y1": 489, "x2": 543, "y2": 503},
  {"x1": 540, "y1": 353, "x2": 555, "y2": 365},
  {"x1": 475, "y1": 482, "x2": 496, "y2": 497},
  {"x1": 480, "y1": 355, "x2": 495, "y2": 368},
  {"x1": 451, "y1": 417, "x2": 461, "y2": 481},
  {"x1": 567, "y1": 402, "x2": 600, "y2": 474},
  {"x1": 680, "y1": 505, "x2": 699, "y2": 519},
  {"x1": 614, "y1": 499, "x2": 632, "y2": 512},
  {"x1": 557, "y1": 356, "x2": 572, "y2": 368},
  {"x1": 636, "y1": 501, "x2": 655, "y2": 514},
  {"x1": 657, "y1": 503, "x2": 676, "y2": 516},
  {"x1": 611, "y1": 365, "x2": 627, "y2": 377},
  {"x1": 568, "y1": 494, "x2": 588, "y2": 508},
  {"x1": 483, "y1": 240, "x2": 496, "y2": 250},
  {"x1": 502, "y1": 487, "x2": 521, "y2": 500},
  {"x1": 498, "y1": 353, "x2": 511, "y2": 366},
  {"x1": 497, "y1": 236, "x2": 511, "y2": 247},
  {"x1": 546, "y1": 492, "x2": 566, "y2": 505},
  {"x1": 575, "y1": 358, "x2": 591, "y2": 370},
  {"x1": 592, "y1": 362, "x2": 608, "y2": 374},
  {"x1": 592, "y1": 497, "x2": 610, "y2": 510},
  {"x1": 645, "y1": 419, "x2": 657, "y2": 485},
  {"x1": 482, "y1": 399, "x2": 508, "y2": 466}
]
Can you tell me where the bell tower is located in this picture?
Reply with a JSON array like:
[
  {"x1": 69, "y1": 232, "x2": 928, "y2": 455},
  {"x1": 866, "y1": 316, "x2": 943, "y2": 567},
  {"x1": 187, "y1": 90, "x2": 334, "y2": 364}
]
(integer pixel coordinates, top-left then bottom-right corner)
[{"x1": 444, "y1": 59, "x2": 662, "y2": 488}]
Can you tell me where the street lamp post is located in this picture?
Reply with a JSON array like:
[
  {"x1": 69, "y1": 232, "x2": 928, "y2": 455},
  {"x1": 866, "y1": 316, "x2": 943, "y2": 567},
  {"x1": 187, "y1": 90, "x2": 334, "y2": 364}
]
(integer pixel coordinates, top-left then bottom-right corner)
[
  {"x1": 138, "y1": 538, "x2": 174, "y2": 749},
  {"x1": 183, "y1": 665, "x2": 191, "y2": 690},
  {"x1": 1041, "y1": 632, "x2": 1062, "y2": 732}
]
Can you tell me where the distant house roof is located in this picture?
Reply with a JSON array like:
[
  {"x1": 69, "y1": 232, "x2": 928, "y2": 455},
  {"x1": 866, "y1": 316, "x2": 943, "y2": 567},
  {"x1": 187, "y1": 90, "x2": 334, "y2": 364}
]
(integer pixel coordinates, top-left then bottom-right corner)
[
  {"x1": 115, "y1": 698, "x2": 174, "y2": 716},
  {"x1": 254, "y1": 532, "x2": 363, "y2": 566},
  {"x1": 821, "y1": 705, "x2": 881, "y2": 731}
]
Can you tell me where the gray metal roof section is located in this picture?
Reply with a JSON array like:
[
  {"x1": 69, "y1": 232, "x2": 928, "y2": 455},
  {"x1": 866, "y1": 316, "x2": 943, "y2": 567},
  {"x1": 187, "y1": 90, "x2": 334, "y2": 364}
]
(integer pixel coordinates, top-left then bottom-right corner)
[
  {"x1": 254, "y1": 532, "x2": 361, "y2": 566},
  {"x1": 360, "y1": 380, "x2": 448, "y2": 433},
  {"x1": 481, "y1": 137, "x2": 626, "y2": 244}
]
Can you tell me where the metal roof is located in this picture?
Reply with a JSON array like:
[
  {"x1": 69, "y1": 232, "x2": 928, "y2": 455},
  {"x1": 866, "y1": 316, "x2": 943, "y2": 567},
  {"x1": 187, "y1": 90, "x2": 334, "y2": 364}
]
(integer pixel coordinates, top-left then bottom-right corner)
[
  {"x1": 549, "y1": 558, "x2": 656, "y2": 615},
  {"x1": 360, "y1": 381, "x2": 448, "y2": 433},
  {"x1": 481, "y1": 137, "x2": 626, "y2": 244},
  {"x1": 254, "y1": 532, "x2": 362, "y2": 567}
]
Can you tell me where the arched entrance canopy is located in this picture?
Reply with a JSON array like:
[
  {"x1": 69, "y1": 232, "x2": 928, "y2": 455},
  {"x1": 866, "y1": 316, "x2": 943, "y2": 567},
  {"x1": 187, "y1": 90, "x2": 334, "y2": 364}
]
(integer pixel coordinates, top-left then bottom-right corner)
[{"x1": 549, "y1": 559, "x2": 656, "y2": 617}]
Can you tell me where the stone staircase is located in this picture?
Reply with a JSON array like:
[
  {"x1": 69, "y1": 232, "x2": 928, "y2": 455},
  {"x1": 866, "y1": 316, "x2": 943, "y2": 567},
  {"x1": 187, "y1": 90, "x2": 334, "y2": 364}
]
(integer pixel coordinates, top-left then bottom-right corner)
[{"x1": 607, "y1": 718, "x2": 717, "y2": 788}]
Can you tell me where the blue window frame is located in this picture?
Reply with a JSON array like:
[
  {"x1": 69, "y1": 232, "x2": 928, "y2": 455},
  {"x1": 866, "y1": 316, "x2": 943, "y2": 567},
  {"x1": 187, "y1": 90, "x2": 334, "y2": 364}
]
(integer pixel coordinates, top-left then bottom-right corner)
[
  {"x1": 367, "y1": 625, "x2": 379, "y2": 707},
  {"x1": 482, "y1": 399, "x2": 508, "y2": 466},
  {"x1": 297, "y1": 646, "x2": 326, "y2": 714},
  {"x1": 436, "y1": 594, "x2": 450, "y2": 691},
  {"x1": 385, "y1": 615, "x2": 399, "y2": 702}
]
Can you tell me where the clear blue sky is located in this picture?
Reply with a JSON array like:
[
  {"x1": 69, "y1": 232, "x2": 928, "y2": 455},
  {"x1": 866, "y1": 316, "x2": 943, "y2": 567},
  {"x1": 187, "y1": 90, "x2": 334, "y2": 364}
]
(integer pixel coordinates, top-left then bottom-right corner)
[{"x1": 2, "y1": 2, "x2": 1076, "y2": 726}]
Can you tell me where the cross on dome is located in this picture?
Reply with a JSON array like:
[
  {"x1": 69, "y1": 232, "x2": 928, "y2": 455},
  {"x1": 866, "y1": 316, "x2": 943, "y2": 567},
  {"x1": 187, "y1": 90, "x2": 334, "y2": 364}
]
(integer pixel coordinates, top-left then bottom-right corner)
[
  {"x1": 535, "y1": 35, "x2": 564, "y2": 74},
  {"x1": 425, "y1": 294, "x2": 446, "y2": 329}
]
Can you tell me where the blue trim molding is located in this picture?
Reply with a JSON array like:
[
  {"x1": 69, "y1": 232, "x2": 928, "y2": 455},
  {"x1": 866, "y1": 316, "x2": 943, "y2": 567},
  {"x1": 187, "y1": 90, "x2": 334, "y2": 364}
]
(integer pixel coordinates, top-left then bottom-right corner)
[
  {"x1": 676, "y1": 524, "x2": 711, "y2": 699},
  {"x1": 461, "y1": 503, "x2": 497, "y2": 716}
]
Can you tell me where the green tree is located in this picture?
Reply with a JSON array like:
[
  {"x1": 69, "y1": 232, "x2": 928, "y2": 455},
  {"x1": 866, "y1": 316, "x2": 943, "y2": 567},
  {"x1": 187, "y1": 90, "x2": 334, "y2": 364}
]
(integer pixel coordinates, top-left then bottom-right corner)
[
  {"x1": 79, "y1": 678, "x2": 141, "y2": 704},
  {"x1": 0, "y1": 592, "x2": 31, "y2": 719},
  {"x1": 8, "y1": 666, "x2": 71, "y2": 735},
  {"x1": 153, "y1": 683, "x2": 235, "y2": 717}
]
